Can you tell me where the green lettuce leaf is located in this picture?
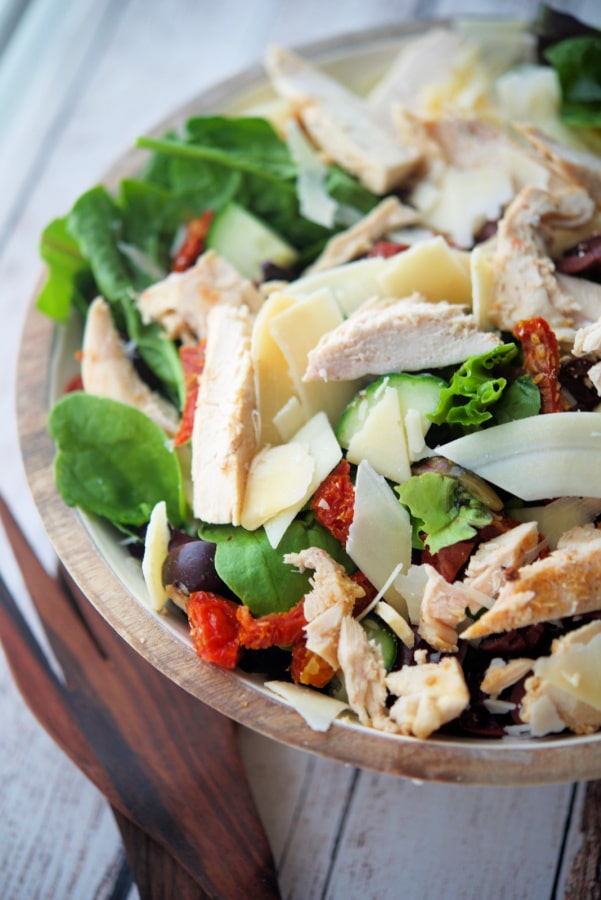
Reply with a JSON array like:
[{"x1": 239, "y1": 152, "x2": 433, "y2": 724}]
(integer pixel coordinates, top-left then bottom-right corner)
[
  {"x1": 430, "y1": 343, "x2": 522, "y2": 430},
  {"x1": 49, "y1": 392, "x2": 187, "y2": 528},
  {"x1": 395, "y1": 471, "x2": 493, "y2": 554},
  {"x1": 37, "y1": 217, "x2": 95, "y2": 322},
  {"x1": 199, "y1": 515, "x2": 355, "y2": 616}
]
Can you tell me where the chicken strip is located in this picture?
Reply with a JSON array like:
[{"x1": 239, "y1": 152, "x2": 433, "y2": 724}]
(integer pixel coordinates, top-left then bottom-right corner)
[
  {"x1": 386, "y1": 657, "x2": 470, "y2": 739},
  {"x1": 304, "y1": 294, "x2": 500, "y2": 381},
  {"x1": 489, "y1": 185, "x2": 595, "y2": 333},
  {"x1": 81, "y1": 296, "x2": 179, "y2": 436},
  {"x1": 265, "y1": 45, "x2": 420, "y2": 194},
  {"x1": 137, "y1": 250, "x2": 263, "y2": 344},
  {"x1": 337, "y1": 614, "x2": 388, "y2": 728},
  {"x1": 191, "y1": 304, "x2": 257, "y2": 524},
  {"x1": 461, "y1": 525, "x2": 601, "y2": 640},
  {"x1": 463, "y1": 521, "x2": 541, "y2": 597},
  {"x1": 306, "y1": 197, "x2": 420, "y2": 274},
  {"x1": 418, "y1": 564, "x2": 493, "y2": 653}
]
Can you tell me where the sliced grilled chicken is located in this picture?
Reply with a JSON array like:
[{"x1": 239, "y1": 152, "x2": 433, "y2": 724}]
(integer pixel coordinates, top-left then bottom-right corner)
[
  {"x1": 306, "y1": 197, "x2": 420, "y2": 274},
  {"x1": 138, "y1": 250, "x2": 263, "y2": 344},
  {"x1": 265, "y1": 45, "x2": 421, "y2": 194},
  {"x1": 461, "y1": 525, "x2": 601, "y2": 640},
  {"x1": 304, "y1": 294, "x2": 500, "y2": 381},
  {"x1": 82, "y1": 296, "x2": 179, "y2": 436},
  {"x1": 191, "y1": 304, "x2": 257, "y2": 525}
]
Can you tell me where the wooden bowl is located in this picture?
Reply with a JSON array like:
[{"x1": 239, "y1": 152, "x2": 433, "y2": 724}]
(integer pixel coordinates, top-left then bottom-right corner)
[{"x1": 18, "y1": 20, "x2": 601, "y2": 786}]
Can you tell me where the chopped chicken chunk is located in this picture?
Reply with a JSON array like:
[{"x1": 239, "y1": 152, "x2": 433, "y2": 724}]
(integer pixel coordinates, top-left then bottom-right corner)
[
  {"x1": 481, "y1": 658, "x2": 534, "y2": 696},
  {"x1": 463, "y1": 521, "x2": 541, "y2": 597},
  {"x1": 137, "y1": 250, "x2": 263, "y2": 344},
  {"x1": 304, "y1": 294, "x2": 500, "y2": 381},
  {"x1": 386, "y1": 657, "x2": 469, "y2": 739},
  {"x1": 307, "y1": 197, "x2": 420, "y2": 274},
  {"x1": 518, "y1": 126, "x2": 601, "y2": 206},
  {"x1": 284, "y1": 547, "x2": 364, "y2": 670},
  {"x1": 489, "y1": 185, "x2": 595, "y2": 334},
  {"x1": 418, "y1": 564, "x2": 493, "y2": 653},
  {"x1": 573, "y1": 318, "x2": 601, "y2": 357},
  {"x1": 461, "y1": 525, "x2": 601, "y2": 640},
  {"x1": 81, "y1": 296, "x2": 179, "y2": 436},
  {"x1": 521, "y1": 621, "x2": 601, "y2": 736},
  {"x1": 337, "y1": 615, "x2": 388, "y2": 728},
  {"x1": 191, "y1": 305, "x2": 257, "y2": 524},
  {"x1": 265, "y1": 45, "x2": 420, "y2": 194}
]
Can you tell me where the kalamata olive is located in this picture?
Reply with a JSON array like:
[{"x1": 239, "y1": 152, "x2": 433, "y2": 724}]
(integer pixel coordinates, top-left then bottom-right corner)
[{"x1": 162, "y1": 539, "x2": 235, "y2": 598}]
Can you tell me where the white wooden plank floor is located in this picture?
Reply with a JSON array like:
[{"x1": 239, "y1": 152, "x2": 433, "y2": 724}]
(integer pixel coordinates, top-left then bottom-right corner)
[{"x1": 1, "y1": 1, "x2": 601, "y2": 897}]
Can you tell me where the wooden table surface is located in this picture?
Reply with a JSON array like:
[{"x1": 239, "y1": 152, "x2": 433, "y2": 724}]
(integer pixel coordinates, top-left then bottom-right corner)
[{"x1": 2, "y1": 0, "x2": 601, "y2": 897}]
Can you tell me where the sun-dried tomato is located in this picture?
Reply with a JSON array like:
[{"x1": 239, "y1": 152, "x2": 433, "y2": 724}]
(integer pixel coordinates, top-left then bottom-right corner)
[
  {"x1": 290, "y1": 637, "x2": 335, "y2": 688},
  {"x1": 366, "y1": 240, "x2": 408, "y2": 258},
  {"x1": 514, "y1": 317, "x2": 567, "y2": 414},
  {"x1": 350, "y1": 570, "x2": 378, "y2": 616},
  {"x1": 171, "y1": 211, "x2": 214, "y2": 272},
  {"x1": 237, "y1": 600, "x2": 307, "y2": 650},
  {"x1": 310, "y1": 460, "x2": 355, "y2": 545},
  {"x1": 422, "y1": 538, "x2": 476, "y2": 583},
  {"x1": 173, "y1": 342, "x2": 206, "y2": 447},
  {"x1": 187, "y1": 591, "x2": 242, "y2": 669}
]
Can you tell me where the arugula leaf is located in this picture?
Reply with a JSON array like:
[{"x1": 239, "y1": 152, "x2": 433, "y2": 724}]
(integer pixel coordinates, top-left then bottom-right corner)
[
  {"x1": 199, "y1": 515, "x2": 355, "y2": 615},
  {"x1": 545, "y1": 36, "x2": 601, "y2": 126},
  {"x1": 37, "y1": 217, "x2": 95, "y2": 322},
  {"x1": 430, "y1": 343, "x2": 520, "y2": 430},
  {"x1": 395, "y1": 472, "x2": 493, "y2": 555},
  {"x1": 49, "y1": 392, "x2": 187, "y2": 528}
]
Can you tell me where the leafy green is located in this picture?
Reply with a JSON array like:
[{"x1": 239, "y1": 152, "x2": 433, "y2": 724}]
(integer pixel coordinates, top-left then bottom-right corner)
[
  {"x1": 199, "y1": 515, "x2": 355, "y2": 616},
  {"x1": 67, "y1": 186, "x2": 184, "y2": 406},
  {"x1": 491, "y1": 374, "x2": 541, "y2": 424},
  {"x1": 395, "y1": 472, "x2": 493, "y2": 554},
  {"x1": 430, "y1": 343, "x2": 521, "y2": 430},
  {"x1": 49, "y1": 393, "x2": 187, "y2": 528},
  {"x1": 37, "y1": 217, "x2": 95, "y2": 322},
  {"x1": 545, "y1": 36, "x2": 601, "y2": 126}
]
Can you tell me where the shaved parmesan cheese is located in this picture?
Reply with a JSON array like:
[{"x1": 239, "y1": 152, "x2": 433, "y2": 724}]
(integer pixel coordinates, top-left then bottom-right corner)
[
  {"x1": 285, "y1": 257, "x2": 388, "y2": 316},
  {"x1": 377, "y1": 235, "x2": 471, "y2": 304},
  {"x1": 264, "y1": 411, "x2": 342, "y2": 547},
  {"x1": 346, "y1": 384, "x2": 411, "y2": 483},
  {"x1": 470, "y1": 239, "x2": 496, "y2": 331},
  {"x1": 286, "y1": 118, "x2": 338, "y2": 228},
  {"x1": 265, "y1": 680, "x2": 349, "y2": 731},
  {"x1": 346, "y1": 460, "x2": 411, "y2": 613},
  {"x1": 374, "y1": 600, "x2": 414, "y2": 648},
  {"x1": 394, "y1": 564, "x2": 428, "y2": 625},
  {"x1": 534, "y1": 622, "x2": 601, "y2": 712},
  {"x1": 252, "y1": 291, "x2": 299, "y2": 446},
  {"x1": 141, "y1": 501, "x2": 170, "y2": 612},
  {"x1": 269, "y1": 289, "x2": 360, "y2": 424},
  {"x1": 437, "y1": 412, "x2": 601, "y2": 500},
  {"x1": 241, "y1": 443, "x2": 315, "y2": 531},
  {"x1": 273, "y1": 396, "x2": 305, "y2": 442},
  {"x1": 411, "y1": 167, "x2": 513, "y2": 249}
]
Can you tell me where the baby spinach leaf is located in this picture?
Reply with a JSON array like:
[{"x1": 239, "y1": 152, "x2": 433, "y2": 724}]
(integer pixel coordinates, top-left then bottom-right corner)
[
  {"x1": 491, "y1": 374, "x2": 541, "y2": 424},
  {"x1": 199, "y1": 515, "x2": 355, "y2": 616},
  {"x1": 545, "y1": 36, "x2": 601, "y2": 126},
  {"x1": 395, "y1": 472, "x2": 493, "y2": 555},
  {"x1": 49, "y1": 392, "x2": 186, "y2": 528},
  {"x1": 37, "y1": 217, "x2": 95, "y2": 322}
]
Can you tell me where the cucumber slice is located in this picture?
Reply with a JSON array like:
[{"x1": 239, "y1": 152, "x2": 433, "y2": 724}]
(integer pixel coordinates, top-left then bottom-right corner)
[
  {"x1": 336, "y1": 373, "x2": 446, "y2": 483},
  {"x1": 361, "y1": 613, "x2": 398, "y2": 670},
  {"x1": 206, "y1": 201, "x2": 298, "y2": 281}
]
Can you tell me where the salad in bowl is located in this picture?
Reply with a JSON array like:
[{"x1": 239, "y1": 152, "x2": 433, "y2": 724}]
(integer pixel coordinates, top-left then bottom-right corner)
[{"x1": 39, "y1": 6, "x2": 601, "y2": 747}]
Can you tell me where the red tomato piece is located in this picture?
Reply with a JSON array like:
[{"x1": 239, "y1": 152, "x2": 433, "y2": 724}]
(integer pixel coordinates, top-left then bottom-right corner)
[
  {"x1": 310, "y1": 460, "x2": 355, "y2": 545},
  {"x1": 290, "y1": 638, "x2": 335, "y2": 688},
  {"x1": 514, "y1": 317, "x2": 567, "y2": 414},
  {"x1": 171, "y1": 210, "x2": 214, "y2": 272},
  {"x1": 237, "y1": 600, "x2": 307, "y2": 650},
  {"x1": 367, "y1": 241, "x2": 408, "y2": 258},
  {"x1": 187, "y1": 591, "x2": 242, "y2": 669},
  {"x1": 173, "y1": 342, "x2": 206, "y2": 447}
]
